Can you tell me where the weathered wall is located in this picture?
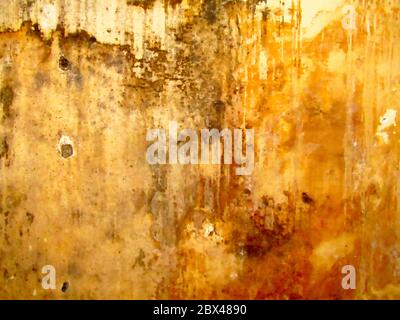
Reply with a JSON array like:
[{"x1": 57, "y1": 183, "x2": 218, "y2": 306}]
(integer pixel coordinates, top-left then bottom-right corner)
[{"x1": 1, "y1": 0, "x2": 400, "y2": 299}]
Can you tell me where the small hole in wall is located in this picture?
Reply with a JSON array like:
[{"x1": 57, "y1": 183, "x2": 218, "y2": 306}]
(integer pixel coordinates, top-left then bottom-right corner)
[
  {"x1": 57, "y1": 135, "x2": 75, "y2": 159},
  {"x1": 61, "y1": 144, "x2": 74, "y2": 158},
  {"x1": 58, "y1": 56, "x2": 71, "y2": 71},
  {"x1": 61, "y1": 281, "x2": 69, "y2": 293}
]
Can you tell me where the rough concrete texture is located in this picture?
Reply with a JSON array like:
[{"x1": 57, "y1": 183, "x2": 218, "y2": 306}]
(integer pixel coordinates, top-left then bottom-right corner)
[{"x1": 1, "y1": 0, "x2": 400, "y2": 299}]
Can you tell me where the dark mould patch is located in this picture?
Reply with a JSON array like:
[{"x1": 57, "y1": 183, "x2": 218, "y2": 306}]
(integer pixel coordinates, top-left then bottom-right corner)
[
  {"x1": 59, "y1": 29, "x2": 98, "y2": 47},
  {"x1": 262, "y1": 7, "x2": 271, "y2": 21},
  {"x1": 0, "y1": 137, "x2": 8, "y2": 159},
  {"x1": 67, "y1": 263, "x2": 80, "y2": 276},
  {"x1": 244, "y1": 187, "x2": 251, "y2": 195},
  {"x1": 301, "y1": 192, "x2": 314, "y2": 204},
  {"x1": 2, "y1": 189, "x2": 27, "y2": 212},
  {"x1": 213, "y1": 100, "x2": 225, "y2": 111},
  {"x1": 133, "y1": 189, "x2": 147, "y2": 211},
  {"x1": 34, "y1": 72, "x2": 49, "y2": 90},
  {"x1": 151, "y1": 166, "x2": 168, "y2": 192},
  {"x1": 58, "y1": 55, "x2": 71, "y2": 71},
  {"x1": 126, "y1": 0, "x2": 157, "y2": 8},
  {"x1": 203, "y1": 0, "x2": 218, "y2": 24},
  {"x1": 166, "y1": 0, "x2": 183, "y2": 7},
  {"x1": 26, "y1": 212, "x2": 34, "y2": 225},
  {"x1": 61, "y1": 144, "x2": 74, "y2": 158},
  {"x1": 61, "y1": 281, "x2": 69, "y2": 292},
  {"x1": 0, "y1": 85, "x2": 14, "y2": 119},
  {"x1": 22, "y1": 0, "x2": 35, "y2": 9},
  {"x1": 68, "y1": 67, "x2": 84, "y2": 89},
  {"x1": 236, "y1": 225, "x2": 291, "y2": 258},
  {"x1": 132, "y1": 249, "x2": 146, "y2": 269},
  {"x1": 71, "y1": 210, "x2": 83, "y2": 223}
]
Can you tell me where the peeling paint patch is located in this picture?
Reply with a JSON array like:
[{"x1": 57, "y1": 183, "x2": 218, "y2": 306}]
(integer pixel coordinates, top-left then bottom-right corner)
[
  {"x1": 310, "y1": 233, "x2": 355, "y2": 272},
  {"x1": 376, "y1": 109, "x2": 397, "y2": 144},
  {"x1": 38, "y1": 4, "x2": 58, "y2": 39}
]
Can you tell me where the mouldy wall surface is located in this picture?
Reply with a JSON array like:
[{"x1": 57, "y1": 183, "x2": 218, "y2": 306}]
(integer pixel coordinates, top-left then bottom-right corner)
[{"x1": 1, "y1": 0, "x2": 400, "y2": 299}]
